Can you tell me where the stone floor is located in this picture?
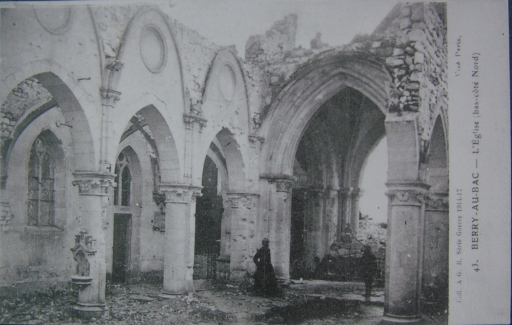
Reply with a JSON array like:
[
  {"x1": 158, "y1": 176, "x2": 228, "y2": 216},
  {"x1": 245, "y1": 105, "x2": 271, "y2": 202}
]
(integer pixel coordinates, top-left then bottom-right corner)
[{"x1": 0, "y1": 279, "x2": 448, "y2": 324}]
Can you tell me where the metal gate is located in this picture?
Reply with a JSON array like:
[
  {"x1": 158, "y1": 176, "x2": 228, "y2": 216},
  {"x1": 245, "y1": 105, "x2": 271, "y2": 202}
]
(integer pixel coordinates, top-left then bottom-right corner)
[{"x1": 206, "y1": 241, "x2": 220, "y2": 281}]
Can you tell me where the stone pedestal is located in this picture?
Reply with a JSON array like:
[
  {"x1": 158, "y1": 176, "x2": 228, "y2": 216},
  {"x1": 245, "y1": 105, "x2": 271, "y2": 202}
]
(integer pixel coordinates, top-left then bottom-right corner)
[
  {"x1": 71, "y1": 171, "x2": 115, "y2": 319},
  {"x1": 383, "y1": 181, "x2": 429, "y2": 324},
  {"x1": 159, "y1": 184, "x2": 196, "y2": 297}
]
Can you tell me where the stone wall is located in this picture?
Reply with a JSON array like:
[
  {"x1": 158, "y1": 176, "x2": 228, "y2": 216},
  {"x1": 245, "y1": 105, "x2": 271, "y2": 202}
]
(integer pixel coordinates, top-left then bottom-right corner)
[
  {"x1": 0, "y1": 78, "x2": 52, "y2": 140},
  {"x1": 245, "y1": 14, "x2": 297, "y2": 63},
  {"x1": 366, "y1": 2, "x2": 448, "y2": 143},
  {"x1": 244, "y1": 3, "x2": 447, "y2": 144},
  {"x1": 244, "y1": 15, "x2": 337, "y2": 119},
  {"x1": 167, "y1": 18, "x2": 220, "y2": 114}
]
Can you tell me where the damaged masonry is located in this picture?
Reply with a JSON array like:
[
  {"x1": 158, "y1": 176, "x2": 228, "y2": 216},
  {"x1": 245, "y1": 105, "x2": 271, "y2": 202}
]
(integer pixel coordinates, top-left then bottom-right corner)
[{"x1": 0, "y1": 2, "x2": 448, "y2": 324}]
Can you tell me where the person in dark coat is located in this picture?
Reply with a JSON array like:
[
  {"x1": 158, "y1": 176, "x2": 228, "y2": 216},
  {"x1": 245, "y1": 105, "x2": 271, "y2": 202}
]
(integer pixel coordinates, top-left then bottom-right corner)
[
  {"x1": 253, "y1": 238, "x2": 279, "y2": 296},
  {"x1": 360, "y1": 245, "x2": 378, "y2": 300}
]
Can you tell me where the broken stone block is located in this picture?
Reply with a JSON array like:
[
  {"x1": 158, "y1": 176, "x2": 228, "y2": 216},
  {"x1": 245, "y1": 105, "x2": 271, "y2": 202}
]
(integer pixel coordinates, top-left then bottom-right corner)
[
  {"x1": 408, "y1": 29, "x2": 426, "y2": 42},
  {"x1": 414, "y1": 52, "x2": 425, "y2": 64},
  {"x1": 393, "y1": 48, "x2": 404, "y2": 56},
  {"x1": 411, "y1": 4, "x2": 425, "y2": 21},
  {"x1": 385, "y1": 57, "x2": 404, "y2": 66},
  {"x1": 400, "y1": 18, "x2": 411, "y2": 29}
]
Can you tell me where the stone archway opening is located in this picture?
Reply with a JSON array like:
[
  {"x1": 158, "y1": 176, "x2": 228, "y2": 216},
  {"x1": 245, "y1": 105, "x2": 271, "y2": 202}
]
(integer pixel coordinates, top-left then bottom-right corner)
[
  {"x1": 1, "y1": 74, "x2": 96, "y2": 189},
  {"x1": 194, "y1": 128, "x2": 249, "y2": 281},
  {"x1": 289, "y1": 86, "x2": 386, "y2": 283},
  {"x1": 194, "y1": 154, "x2": 224, "y2": 280},
  {"x1": 110, "y1": 105, "x2": 181, "y2": 285},
  {"x1": 111, "y1": 146, "x2": 142, "y2": 284}
]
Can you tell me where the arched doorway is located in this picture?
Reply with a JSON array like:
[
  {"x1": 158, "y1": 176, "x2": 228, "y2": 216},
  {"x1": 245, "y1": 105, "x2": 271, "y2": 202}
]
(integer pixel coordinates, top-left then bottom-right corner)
[
  {"x1": 194, "y1": 154, "x2": 224, "y2": 280},
  {"x1": 110, "y1": 104, "x2": 181, "y2": 285},
  {"x1": 195, "y1": 128, "x2": 248, "y2": 281},
  {"x1": 111, "y1": 147, "x2": 142, "y2": 283}
]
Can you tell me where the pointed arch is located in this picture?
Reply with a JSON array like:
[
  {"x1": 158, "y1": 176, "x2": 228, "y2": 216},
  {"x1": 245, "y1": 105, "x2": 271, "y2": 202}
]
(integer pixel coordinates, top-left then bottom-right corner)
[
  {"x1": 1, "y1": 66, "x2": 98, "y2": 188},
  {"x1": 260, "y1": 53, "x2": 391, "y2": 177}
]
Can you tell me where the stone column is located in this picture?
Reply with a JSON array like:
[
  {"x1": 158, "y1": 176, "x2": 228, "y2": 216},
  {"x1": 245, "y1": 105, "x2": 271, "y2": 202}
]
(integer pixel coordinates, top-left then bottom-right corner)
[
  {"x1": 337, "y1": 187, "x2": 351, "y2": 241},
  {"x1": 99, "y1": 88, "x2": 121, "y2": 173},
  {"x1": 159, "y1": 184, "x2": 195, "y2": 297},
  {"x1": 71, "y1": 171, "x2": 115, "y2": 318},
  {"x1": 183, "y1": 114, "x2": 207, "y2": 182},
  {"x1": 383, "y1": 112, "x2": 428, "y2": 324},
  {"x1": 350, "y1": 188, "x2": 361, "y2": 236},
  {"x1": 303, "y1": 188, "x2": 323, "y2": 271},
  {"x1": 324, "y1": 188, "x2": 339, "y2": 249},
  {"x1": 422, "y1": 193, "x2": 448, "y2": 308},
  {"x1": 187, "y1": 187, "x2": 202, "y2": 288},
  {"x1": 309, "y1": 188, "x2": 326, "y2": 260},
  {"x1": 271, "y1": 178, "x2": 294, "y2": 283},
  {"x1": 227, "y1": 192, "x2": 259, "y2": 281},
  {"x1": 216, "y1": 194, "x2": 231, "y2": 280},
  {"x1": 383, "y1": 181, "x2": 429, "y2": 323}
]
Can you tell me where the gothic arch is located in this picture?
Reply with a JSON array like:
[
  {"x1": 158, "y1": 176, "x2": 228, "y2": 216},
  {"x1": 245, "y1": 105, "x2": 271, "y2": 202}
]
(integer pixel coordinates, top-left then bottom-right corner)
[
  {"x1": 349, "y1": 113, "x2": 387, "y2": 190},
  {"x1": 113, "y1": 145, "x2": 142, "y2": 207},
  {"x1": 211, "y1": 128, "x2": 246, "y2": 192},
  {"x1": 110, "y1": 145, "x2": 143, "y2": 282},
  {"x1": 113, "y1": 104, "x2": 181, "y2": 184},
  {"x1": 1, "y1": 67, "x2": 97, "y2": 183},
  {"x1": 206, "y1": 143, "x2": 228, "y2": 192},
  {"x1": 201, "y1": 48, "x2": 250, "y2": 129},
  {"x1": 2, "y1": 105, "x2": 76, "y2": 230},
  {"x1": 427, "y1": 114, "x2": 448, "y2": 193},
  {"x1": 260, "y1": 53, "x2": 391, "y2": 177},
  {"x1": 113, "y1": 7, "x2": 186, "y2": 115}
]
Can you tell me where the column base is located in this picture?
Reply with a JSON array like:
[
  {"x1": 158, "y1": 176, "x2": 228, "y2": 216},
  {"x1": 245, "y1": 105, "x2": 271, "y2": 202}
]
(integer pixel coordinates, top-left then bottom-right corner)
[
  {"x1": 74, "y1": 303, "x2": 106, "y2": 319},
  {"x1": 276, "y1": 278, "x2": 290, "y2": 287},
  {"x1": 381, "y1": 314, "x2": 422, "y2": 324}
]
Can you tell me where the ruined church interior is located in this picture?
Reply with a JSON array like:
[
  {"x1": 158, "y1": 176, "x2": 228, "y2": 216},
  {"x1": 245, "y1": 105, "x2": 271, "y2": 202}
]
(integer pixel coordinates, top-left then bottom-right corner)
[{"x1": 0, "y1": 2, "x2": 448, "y2": 324}]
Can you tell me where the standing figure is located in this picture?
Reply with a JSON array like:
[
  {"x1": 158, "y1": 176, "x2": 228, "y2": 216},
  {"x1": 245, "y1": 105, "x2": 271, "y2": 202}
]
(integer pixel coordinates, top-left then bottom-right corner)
[
  {"x1": 360, "y1": 245, "x2": 378, "y2": 300},
  {"x1": 253, "y1": 238, "x2": 279, "y2": 296}
]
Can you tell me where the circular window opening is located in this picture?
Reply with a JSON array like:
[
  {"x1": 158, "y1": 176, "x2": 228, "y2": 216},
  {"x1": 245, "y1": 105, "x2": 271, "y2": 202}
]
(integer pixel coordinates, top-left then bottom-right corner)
[
  {"x1": 219, "y1": 64, "x2": 236, "y2": 101},
  {"x1": 34, "y1": 7, "x2": 72, "y2": 35},
  {"x1": 140, "y1": 25, "x2": 167, "y2": 73}
]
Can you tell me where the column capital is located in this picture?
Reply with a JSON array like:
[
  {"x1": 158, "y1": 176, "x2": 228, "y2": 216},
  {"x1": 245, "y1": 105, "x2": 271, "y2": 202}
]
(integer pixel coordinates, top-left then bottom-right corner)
[
  {"x1": 324, "y1": 188, "x2": 339, "y2": 199},
  {"x1": 425, "y1": 192, "x2": 449, "y2": 211},
  {"x1": 226, "y1": 192, "x2": 260, "y2": 209},
  {"x1": 275, "y1": 179, "x2": 293, "y2": 193},
  {"x1": 338, "y1": 187, "x2": 360, "y2": 198},
  {"x1": 158, "y1": 183, "x2": 202, "y2": 204},
  {"x1": 260, "y1": 174, "x2": 296, "y2": 193},
  {"x1": 72, "y1": 171, "x2": 116, "y2": 196},
  {"x1": 190, "y1": 186, "x2": 203, "y2": 202},
  {"x1": 385, "y1": 181, "x2": 430, "y2": 206},
  {"x1": 100, "y1": 87, "x2": 121, "y2": 104},
  {"x1": 183, "y1": 113, "x2": 207, "y2": 130},
  {"x1": 350, "y1": 188, "x2": 361, "y2": 199},
  {"x1": 248, "y1": 135, "x2": 265, "y2": 148}
]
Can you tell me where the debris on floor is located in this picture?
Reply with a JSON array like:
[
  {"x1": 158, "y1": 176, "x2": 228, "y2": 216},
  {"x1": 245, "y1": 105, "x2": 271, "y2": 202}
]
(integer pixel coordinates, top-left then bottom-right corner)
[{"x1": 0, "y1": 280, "x2": 447, "y2": 325}]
